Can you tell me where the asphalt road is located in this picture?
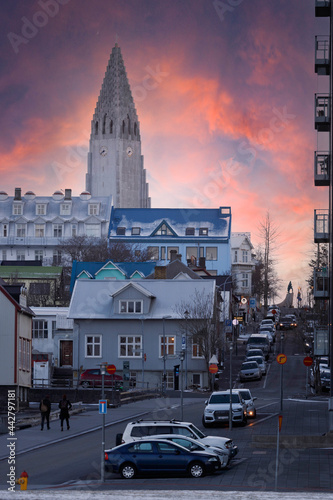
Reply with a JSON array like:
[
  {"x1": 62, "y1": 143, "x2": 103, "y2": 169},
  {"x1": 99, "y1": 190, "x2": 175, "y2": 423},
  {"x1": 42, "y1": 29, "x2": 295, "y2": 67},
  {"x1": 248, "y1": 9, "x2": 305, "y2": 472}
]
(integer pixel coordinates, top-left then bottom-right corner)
[{"x1": 0, "y1": 325, "x2": 332, "y2": 493}]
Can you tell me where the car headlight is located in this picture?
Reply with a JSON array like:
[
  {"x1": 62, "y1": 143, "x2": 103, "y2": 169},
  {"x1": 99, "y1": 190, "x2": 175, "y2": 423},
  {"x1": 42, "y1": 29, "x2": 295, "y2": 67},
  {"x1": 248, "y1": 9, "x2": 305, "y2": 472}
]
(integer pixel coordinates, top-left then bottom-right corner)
[
  {"x1": 208, "y1": 457, "x2": 219, "y2": 462},
  {"x1": 205, "y1": 409, "x2": 214, "y2": 414}
]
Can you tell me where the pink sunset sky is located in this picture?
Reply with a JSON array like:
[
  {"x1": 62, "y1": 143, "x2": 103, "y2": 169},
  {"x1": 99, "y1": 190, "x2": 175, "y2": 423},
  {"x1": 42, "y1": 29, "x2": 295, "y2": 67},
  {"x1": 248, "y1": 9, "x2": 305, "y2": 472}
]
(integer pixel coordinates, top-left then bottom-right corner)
[{"x1": 0, "y1": 0, "x2": 328, "y2": 302}]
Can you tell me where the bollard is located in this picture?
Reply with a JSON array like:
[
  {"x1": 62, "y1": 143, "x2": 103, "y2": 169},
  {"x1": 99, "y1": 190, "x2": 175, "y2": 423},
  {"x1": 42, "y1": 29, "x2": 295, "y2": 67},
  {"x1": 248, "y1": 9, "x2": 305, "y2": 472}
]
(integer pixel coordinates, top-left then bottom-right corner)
[{"x1": 15, "y1": 470, "x2": 28, "y2": 490}]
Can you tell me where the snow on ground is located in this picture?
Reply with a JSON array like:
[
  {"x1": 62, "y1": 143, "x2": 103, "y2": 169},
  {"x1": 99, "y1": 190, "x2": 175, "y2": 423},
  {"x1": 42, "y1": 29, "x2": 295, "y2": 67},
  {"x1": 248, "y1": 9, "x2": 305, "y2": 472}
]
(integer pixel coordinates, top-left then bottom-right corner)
[{"x1": 0, "y1": 490, "x2": 332, "y2": 500}]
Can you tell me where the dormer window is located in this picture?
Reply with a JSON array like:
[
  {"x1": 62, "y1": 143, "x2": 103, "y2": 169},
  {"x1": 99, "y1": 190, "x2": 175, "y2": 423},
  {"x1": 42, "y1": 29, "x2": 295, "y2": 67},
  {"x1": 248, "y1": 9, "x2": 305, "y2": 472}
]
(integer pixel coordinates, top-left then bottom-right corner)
[
  {"x1": 132, "y1": 227, "x2": 141, "y2": 235},
  {"x1": 36, "y1": 204, "x2": 46, "y2": 215},
  {"x1": 120, "y1": 300, "x2": 142, "y2": 314},
  {"x1": 60, "y1": 203, "x2": 71, "y2": 216},
  {"x1": 155, "y1": 223, "x2": 173, "y2": 236},
  {"x1": 13, "y1": 203, "x2": 22, "y2": 215},
  {"x1": 88, "y1": 203, "x2": 99, "y2": 215},
  {"x1": 117, "y1": 227, "x2": 126, "y2": 235},
  {"x1": 186, "y1": 227, "x2": 195, "y2": 236},
  {"x1": 199, "y1": 228, "x2": 208, "y2": 236}
]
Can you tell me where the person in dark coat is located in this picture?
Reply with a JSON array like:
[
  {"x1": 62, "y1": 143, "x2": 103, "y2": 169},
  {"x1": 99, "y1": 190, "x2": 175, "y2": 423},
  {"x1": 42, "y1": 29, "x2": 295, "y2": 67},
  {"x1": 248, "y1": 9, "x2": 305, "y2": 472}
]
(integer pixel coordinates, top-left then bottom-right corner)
[
  {"x1": 40, "y1": 395, "x2": 51, "y2": 430},
  {"x1": 59, "y1": 394, "x2": 72, "y2": 431}
]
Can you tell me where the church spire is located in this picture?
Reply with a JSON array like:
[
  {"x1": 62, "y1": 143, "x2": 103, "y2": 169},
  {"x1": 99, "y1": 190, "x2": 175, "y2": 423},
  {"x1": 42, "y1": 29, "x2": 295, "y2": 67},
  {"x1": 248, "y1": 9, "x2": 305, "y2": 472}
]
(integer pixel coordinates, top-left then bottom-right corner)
[{"x1": 86, "y1": 45, "x2": 150, "y2": 208}]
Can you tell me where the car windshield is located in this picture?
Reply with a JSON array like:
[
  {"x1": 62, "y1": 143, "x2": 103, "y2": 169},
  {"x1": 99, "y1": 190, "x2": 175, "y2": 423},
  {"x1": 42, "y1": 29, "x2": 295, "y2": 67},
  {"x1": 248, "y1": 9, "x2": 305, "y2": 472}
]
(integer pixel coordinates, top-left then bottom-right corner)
[
  {"x1": 248, "y1": 337, "x2": 267, "y2": 345},
  {"x1": 209, "y1": 394, "x2": 240, "y2": 404},
  {"x1": 189, "y1": 423, "x2": 206, "y2": 439},
  {"x1": 247, "y1": 357, "x2": 263, "y2": 363},
  {"x1": 239, "y1": 390, "x2": 250, "y2": 401},
  {"x1": 242, "y1": 362, "x2": 258, "y2": 370}
]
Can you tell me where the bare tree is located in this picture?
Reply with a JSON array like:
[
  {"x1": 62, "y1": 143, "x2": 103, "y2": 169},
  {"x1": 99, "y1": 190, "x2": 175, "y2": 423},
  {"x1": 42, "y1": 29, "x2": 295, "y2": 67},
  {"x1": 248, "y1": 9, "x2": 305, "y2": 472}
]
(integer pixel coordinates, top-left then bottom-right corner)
[
  {"x1": 257, "y1": 212, "x2": 281, "y2": 312},
  {"x1": 174, "y1": 289, "x2": 221, "y2": 372}
]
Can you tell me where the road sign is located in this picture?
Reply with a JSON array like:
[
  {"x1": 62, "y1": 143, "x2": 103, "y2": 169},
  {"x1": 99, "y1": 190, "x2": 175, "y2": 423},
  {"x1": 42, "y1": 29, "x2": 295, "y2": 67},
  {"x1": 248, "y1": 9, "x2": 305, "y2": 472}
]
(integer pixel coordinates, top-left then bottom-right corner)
[
  {"x1": 249, "y1": 297, "x2": 256, "y2": 308},
  {"x1": 232, "y1": 319, "x2": 239, "y2": 326},
  {"x1": 225, "y1": 319, "x2": 232, "y2": 327},
  {"x1": 99, "y1": 400, "x2": 107, "y2": 414},
  {"x1": 182, "y1": 336, "x2": 186, "y2": 349},
  {"x1": 209, "y1": 364, "x2": 219, "y2": 374},
  {"x1": 106, "y1": 364, "x2": 116, "y2": 374},
  {"x1": 276, "y1": 353, "x2": 287, "y2": 365},
  {"x1": 209, "y1": 355, "x2": 219, "y2": 364},
  {"x1": 303, "y1": 356, "x2": 313, "y2": 367},
  {"x1": 272, "y1": 309, "x2": 277, "y2": 315},
  {"x1": 241, "y1": 297, "x2": 247, "y2": 304}
]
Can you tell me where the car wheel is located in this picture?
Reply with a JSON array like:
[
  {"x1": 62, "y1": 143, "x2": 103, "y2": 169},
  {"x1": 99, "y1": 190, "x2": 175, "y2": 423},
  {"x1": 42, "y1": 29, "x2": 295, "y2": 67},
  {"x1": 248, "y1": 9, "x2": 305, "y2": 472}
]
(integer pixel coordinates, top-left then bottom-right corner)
[
  {"x1": 188, "y1": 461, "x2": 205, "y2": 478},
  {"x1": 120, "y1": 463, "x2": 137, "y2": 479},
  {"x1": 81, "y1": 381, "x2": 90, "y2": 388},
  {"x1": 202, "y1": 416, "x2": 211, "y2": 428}
]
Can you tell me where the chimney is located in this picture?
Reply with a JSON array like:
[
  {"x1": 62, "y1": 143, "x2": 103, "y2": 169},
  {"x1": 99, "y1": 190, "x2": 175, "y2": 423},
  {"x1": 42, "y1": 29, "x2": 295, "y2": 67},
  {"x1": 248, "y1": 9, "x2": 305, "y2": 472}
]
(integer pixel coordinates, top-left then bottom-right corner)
[
  {"x1": 170, "y1": 250, "x2": 177, "y2": 262},
  {"x1": 154, "y1": 266, "x2": 167, "y2": 279},
  {"x1": 65, "y1": 189, "x2": 72, "y2": 200},
  {"x1": 14, "y1": 188, "x2": 21, "y2": 200}
]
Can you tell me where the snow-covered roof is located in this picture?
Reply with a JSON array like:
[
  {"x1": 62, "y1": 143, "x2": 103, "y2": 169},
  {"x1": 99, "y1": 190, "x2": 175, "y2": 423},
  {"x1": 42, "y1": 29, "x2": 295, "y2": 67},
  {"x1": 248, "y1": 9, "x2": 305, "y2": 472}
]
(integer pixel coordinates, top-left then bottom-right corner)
[{"x1": 68, "y1": 279, "x2": 216, "y2": 319}]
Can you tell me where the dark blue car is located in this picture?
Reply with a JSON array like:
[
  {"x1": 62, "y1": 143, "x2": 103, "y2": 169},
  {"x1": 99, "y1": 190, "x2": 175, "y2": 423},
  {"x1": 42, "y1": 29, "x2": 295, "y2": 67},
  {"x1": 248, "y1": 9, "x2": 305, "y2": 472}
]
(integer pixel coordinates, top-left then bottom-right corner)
[{"x1": 105, "y1": 439, "x2": 220, "y2": 479}]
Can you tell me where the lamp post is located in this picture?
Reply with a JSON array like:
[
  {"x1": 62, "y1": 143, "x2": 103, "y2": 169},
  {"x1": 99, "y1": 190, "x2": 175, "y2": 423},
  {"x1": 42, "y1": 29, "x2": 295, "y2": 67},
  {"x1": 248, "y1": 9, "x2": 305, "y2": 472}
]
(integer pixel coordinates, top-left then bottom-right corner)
[
  {"x1": 180, "y1": 350, "x2": 185, "y2": 420},
  {"x1": 162, "y1": 316, "x2": 171, "y2": 395},
  {"x1": 229, "y1": 343, "x2": 234, "y2": 430},
  {"x1": 140, "y1": 317, "x2": 145, "y2": 389},
  {"x1": 100, "y1": 361, "x2": 107, "y2": 483},
  {"x1": 184, "y1": 310, "x2": 189, "y2": 390}
]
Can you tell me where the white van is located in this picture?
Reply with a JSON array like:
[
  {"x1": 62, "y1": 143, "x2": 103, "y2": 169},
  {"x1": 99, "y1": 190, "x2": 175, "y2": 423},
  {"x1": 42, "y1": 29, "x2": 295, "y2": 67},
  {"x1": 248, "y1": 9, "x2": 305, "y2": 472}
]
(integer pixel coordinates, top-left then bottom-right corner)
[{"x1": 246, "y1": 334, "x2": 270, "y2": 359}]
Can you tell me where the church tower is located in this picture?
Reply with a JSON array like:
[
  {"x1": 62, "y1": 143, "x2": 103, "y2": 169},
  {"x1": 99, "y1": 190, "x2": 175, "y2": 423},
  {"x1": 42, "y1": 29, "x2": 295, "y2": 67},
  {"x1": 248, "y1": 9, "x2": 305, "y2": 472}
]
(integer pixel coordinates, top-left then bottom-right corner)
[{"x1": 86, "y1": 44, "x2": 150, "y2": 208}]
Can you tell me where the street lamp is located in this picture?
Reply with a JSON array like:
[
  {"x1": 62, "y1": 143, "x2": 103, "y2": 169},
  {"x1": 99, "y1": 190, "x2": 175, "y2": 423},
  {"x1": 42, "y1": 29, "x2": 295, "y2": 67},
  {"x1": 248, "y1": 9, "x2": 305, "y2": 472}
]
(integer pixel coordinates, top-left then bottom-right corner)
[
  {"x1": 140, "y1": 317, "x2": 145, "y2": 389},
  {"x1": 229, "y1": 343, "x2": 234, "y2": 430},
  {"x1": 100, "y1": 361, "x2": 107, "y2": 482},
  {"x1": 184, "y1": 310, "x2": 189, "y2": 390},
  {"x1": 162, "y1": 316, "x2": 171, "y2": 395},
  {"x1": 179, "y1": 350, "x2": 185, "y2": 420}
]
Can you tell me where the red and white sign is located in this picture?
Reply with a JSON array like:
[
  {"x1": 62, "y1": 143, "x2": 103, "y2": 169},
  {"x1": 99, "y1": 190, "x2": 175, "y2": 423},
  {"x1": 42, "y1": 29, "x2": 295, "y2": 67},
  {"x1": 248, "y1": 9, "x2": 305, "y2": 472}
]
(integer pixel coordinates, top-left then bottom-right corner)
[
  {"x1": 209, "y1": 364, "x2": 219, "y2": 374},
  {"x1": 303, "y1": 356, "x2": 313, "y2": 367},
  {"x1": 106, "y1": 364, "x2": 116, "y2": 374}
]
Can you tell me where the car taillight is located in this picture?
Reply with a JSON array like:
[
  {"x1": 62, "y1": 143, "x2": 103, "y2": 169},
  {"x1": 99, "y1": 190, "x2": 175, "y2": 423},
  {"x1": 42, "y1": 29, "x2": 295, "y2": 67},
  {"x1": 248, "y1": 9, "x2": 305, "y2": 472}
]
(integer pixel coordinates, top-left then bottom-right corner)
[{"x1": 104, "y1": 452, "x2": 108, "y2": 460}]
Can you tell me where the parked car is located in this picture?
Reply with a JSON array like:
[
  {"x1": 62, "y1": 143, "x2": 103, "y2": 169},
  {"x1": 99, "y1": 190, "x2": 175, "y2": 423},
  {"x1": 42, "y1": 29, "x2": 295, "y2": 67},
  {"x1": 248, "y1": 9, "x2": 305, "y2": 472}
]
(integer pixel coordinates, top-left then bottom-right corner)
[
  {"x1": 260, "y1": 319, "x2": 276, "y2": 330},
  {"x1": 258, "y1": 329, "x2": 274, "y2": 345},
  {"x1": 246, "y1": 334, "x2": 270, "y2": 359},
  {"x1": 79, "y1": 369, "x2": 123, "y2": 388},
  {"x1": 246, "y1": 348, "x2": 265, "y2": 359},
  {"x1": 234, "y1": 388, "x2": 257, "y2": 418},
  {"x1": 259, "y1": 324, "x2": 276, "y2": 340},
  {"x1": 104, "y1": 439, "x2": 220, "y2": 478},
  {"x1": 245, "y1": 355, "x2": 267, "y2": 375},
  {"x1": 151, "y1": 434, "x2": 229, "y2": 469},
  {"x1": 202, "y1": 390, "x2": 247, "y2": 427},
  {"x1": 239, "y1": 361, "x2": 262, "y2": 382},
  {"x1": 116, "y1": 419, "x2": 238, "y2": 460}
]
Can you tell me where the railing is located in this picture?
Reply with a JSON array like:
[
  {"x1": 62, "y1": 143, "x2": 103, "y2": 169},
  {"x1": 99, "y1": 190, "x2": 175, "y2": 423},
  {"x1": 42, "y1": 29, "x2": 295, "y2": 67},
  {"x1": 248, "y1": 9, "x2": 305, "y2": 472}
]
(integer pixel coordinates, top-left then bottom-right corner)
[
  {"x1": 313, "y1": 268, "x2": 329, "y2": 299},
  {"x1": 314, "y1": 151, "x2": 330, "y2": 185},
  {"x1": 315, "y1": 94, "x2": 330, "y2": 131},
  {"x1": 314, "y1": 209, "x2": 329, "y2": 242},
  {"x1": 315, "y1": 36, "x2": 330, "y2": 75}
]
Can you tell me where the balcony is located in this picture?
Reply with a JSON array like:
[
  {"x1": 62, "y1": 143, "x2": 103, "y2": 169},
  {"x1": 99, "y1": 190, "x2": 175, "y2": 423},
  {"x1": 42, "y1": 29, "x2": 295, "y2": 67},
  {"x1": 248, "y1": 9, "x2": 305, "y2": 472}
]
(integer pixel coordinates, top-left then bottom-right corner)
[
  {"x1": 313, "y1": 268, "x2": 329, "y2": 299},
  {"x1": 315, "y1": 0, "x2": 331, "y2": 17},
  {"x1": 314, "y1": 209, "x2": 329, "y2": 243},
  {"x1": 315, "y1": 36, "x2": 330, "y2": 75},
  {"x1": 314, "y1": 151, "x2": 330, "y2": 186},
  {"x1": 315, "y1": 94, "x2": 330, "y2": 131}
]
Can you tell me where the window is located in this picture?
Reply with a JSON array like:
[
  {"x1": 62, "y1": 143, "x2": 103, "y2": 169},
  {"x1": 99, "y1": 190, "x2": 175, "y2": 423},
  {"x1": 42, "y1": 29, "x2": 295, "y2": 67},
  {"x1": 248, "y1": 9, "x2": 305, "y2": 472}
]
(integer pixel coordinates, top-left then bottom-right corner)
[
  {"x1": 85, "y1": 224, "x2": 100, "y2": 237},
  {"x1": 192, "y1": 338, "x2": 204, "y2": 358},
  {"x1": 2, "y1": 250, "x2": 7, "y2": 260},
  {"x1": 16, "y1": 250, "x2": 25, "y2": 261},
  {"x1": 186, "y1": 227, "x2": 195, "y2": 236},
  {"x1": 148, "y1": 246, "x2": 159, "y2": 260},
  {"x1": 16, "y1": 224, "x2": 26, "y2": 237},
  {"x1": 119, "y1": 300, "x2": 142, "y2": 314},
  {"x1": 32, "y1": 319, "x2": 48, "y2": 339},
  {"x1": 119, "y1": 336, "x2": 142, "y2": 357},
  {"x1": 30, "y1": 283, "x2": 50, "y2": 295},
  {"x1": 85, "y1": 335, "x2": 101, "y2": 357},
  {"x1": 36, "y1": 204, "x2": 46, "y2": 215},
  {"x1": 60, "y1": 203, "x2": 71, "y2": 215},
  {"x1": 167, "y1": 247, "x2": 179, "y2": 259},
  {"x1": 186, "y1": 247, "x2": 198, "y2": 260},
  {"x1": 242, "y1": 273, "x2": 249, "y2": 287},
  {"x1": 234, "y1": 250, "x2": 238, "y2": 263},
  {"x1": 155, "y1": 223, "x2": 173, "y2": 236},
  {"x1": 53, "y1": 250, "x2": 62, "y2": 266},
  {"x1": 71, "y1": 224, "x2": 77, "y2": 237},
  {"x1": 161, "y1": 247, "x2": 166, "y2": 260},
  {"x1": 88, "y1": 203, "x2": 99, "y2": 215},
  {"x1": 206, "y1": 247, "x2": 217, "y2": 260},
  {"x1": 35, "y1": 224, "x2": 45, "y2": 237},
  {"x1": 35, "y1": 250, "x2": 43, "y2": 262},
  {"x1": 53, "y1": 224, "x2": 63, "y2": 238},
  {"x1": 242, "y1": 250, "x2": 248, "y2": 263},
  {"x1": 116, "y1": 227, "x2": 126, "y2": 235},
  {"x1": 160, "y1": 336, "x2": 175, "y2": 357},
  {"x1": 19, "y1": 338, "x2": 30, "y2": 371},
  {"x1": 199, "y1": 228, "x2": 208, "y2": 236},
  {"x1": 52, "y1": 320, "x2": 57, "y2": 338},
  {"x1": 13, "y1": 203, "x2": 22, "y2": 215},
  {"x1": 2, "y1": 224, "x2": 8, "y2": 237},
  {"x1": 128, "y1": 442, "x2": 153, "y2": 453},
  {"x1": 131, "y1": 227, "x2": 141, "y2": 235}
]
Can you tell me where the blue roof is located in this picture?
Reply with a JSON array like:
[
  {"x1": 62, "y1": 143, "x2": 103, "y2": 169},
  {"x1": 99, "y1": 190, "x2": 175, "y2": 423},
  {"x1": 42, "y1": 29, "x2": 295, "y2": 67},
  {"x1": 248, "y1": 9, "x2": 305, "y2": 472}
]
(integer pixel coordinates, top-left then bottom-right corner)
[
  {"x1": 109, "y1": 207, "x2": 231, "y2": 239},
  {"x1": 70, "y1": 260, "x2": 156, "y2": 292}
]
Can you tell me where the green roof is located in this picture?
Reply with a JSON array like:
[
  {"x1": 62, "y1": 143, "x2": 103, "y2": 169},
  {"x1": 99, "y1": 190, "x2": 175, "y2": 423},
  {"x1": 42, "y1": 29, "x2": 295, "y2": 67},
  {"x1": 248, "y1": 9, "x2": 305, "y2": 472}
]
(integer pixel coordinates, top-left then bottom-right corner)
[{"x1": 0, "y1": 266, "x2": 63, "y2": 279}]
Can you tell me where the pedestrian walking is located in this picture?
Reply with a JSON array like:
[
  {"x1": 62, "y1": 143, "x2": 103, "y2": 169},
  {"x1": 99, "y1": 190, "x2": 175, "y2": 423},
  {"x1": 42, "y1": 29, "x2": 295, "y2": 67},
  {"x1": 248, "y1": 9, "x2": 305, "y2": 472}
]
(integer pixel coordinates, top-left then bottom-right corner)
[
  {"x1": 40, "y1": 395, "x2": 51, "y2": 430},
  {"x1": 59, "y1": 394, "x2": 72, "y2": 431}
]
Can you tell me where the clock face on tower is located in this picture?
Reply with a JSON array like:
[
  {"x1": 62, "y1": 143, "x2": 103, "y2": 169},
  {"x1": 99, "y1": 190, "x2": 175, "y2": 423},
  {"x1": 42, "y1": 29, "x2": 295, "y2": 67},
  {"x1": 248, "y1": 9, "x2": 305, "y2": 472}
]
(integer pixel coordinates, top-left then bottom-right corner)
[
  {"x1": 126, "y1": 146, "x2": 133, "y2": 157},
  {"x1": 99, "y1": 146, "x2": 108, "y2": 156}
]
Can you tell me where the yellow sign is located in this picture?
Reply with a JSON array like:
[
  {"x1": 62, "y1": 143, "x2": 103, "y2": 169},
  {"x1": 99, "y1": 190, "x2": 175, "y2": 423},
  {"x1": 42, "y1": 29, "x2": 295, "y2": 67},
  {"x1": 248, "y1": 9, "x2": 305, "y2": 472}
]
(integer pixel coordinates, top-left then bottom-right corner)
[{"x1": 276, "y1": 353, "x2": 287, "y2": 365}]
